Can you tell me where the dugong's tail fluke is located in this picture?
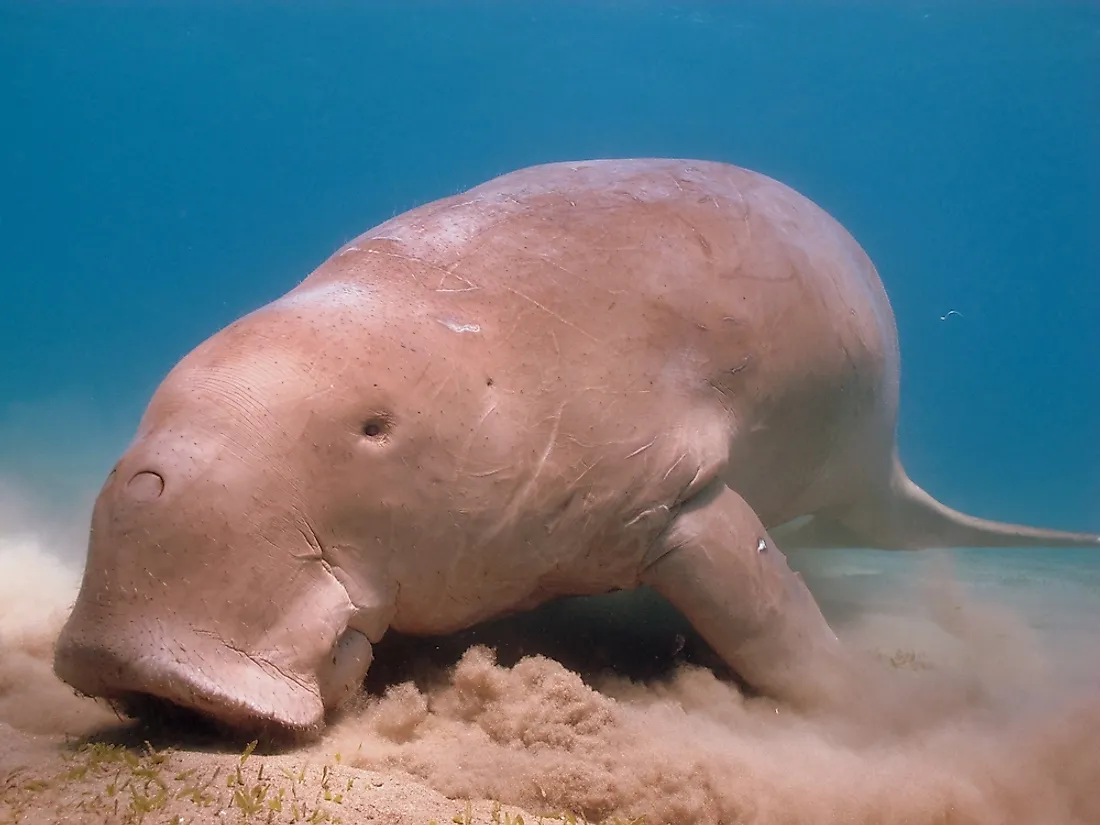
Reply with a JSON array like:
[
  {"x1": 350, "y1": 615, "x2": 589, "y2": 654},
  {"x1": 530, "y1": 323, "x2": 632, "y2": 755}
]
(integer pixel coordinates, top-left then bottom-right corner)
[{"x1": 775, "y1": 452, "x2": 1100, "y2": 551}]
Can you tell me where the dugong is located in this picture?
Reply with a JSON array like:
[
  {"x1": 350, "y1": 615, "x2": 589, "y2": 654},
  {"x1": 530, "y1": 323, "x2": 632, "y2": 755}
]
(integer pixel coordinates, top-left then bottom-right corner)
[{"x1": 54, "y1": 159, "x2": 1099, "y2": 739}]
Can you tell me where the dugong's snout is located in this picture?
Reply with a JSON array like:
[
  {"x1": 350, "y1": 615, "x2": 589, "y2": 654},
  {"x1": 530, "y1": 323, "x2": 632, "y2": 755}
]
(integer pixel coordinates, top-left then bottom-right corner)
[
  {"x1": 54, "y1": 596, "x2": 375, "y2": 741},
  {"x1": 53, "y1": 442, "x2": 376, "y2": 741},
  {"x1": 53, "y1": 624, "x2": 332, "y2": 738}
]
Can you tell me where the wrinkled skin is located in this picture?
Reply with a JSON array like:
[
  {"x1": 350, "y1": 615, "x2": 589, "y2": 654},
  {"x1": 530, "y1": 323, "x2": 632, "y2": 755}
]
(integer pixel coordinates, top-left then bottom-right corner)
[{"x1": 54, "y1": 159, "x2": 1100, "y2": 740}]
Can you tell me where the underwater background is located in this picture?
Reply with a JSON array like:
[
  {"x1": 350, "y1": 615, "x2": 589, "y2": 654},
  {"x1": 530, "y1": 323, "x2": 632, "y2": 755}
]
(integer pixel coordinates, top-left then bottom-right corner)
[
  {"x1": 1, "y1": 2, "x2": 1097, "y2": 654},
  {"x1": 1, "y1": 5, "x2": 1099, "y2": 823}
]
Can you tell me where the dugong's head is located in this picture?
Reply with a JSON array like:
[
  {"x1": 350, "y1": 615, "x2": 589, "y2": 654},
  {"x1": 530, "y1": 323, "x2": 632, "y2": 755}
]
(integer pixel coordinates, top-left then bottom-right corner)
[{"x1": 53, "y1": 275, "x2": 478, "y2": 740}]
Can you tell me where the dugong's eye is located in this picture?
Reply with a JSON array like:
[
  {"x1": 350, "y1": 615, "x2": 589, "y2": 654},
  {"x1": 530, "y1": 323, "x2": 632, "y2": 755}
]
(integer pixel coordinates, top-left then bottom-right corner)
[{"x1": 361, "y1": 417, "x2": 391, "y2": 440}]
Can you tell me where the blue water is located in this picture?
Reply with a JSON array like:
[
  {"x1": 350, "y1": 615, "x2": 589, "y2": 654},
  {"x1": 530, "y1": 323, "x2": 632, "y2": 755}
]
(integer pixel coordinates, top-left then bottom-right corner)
[{"x1": 1, "y1": 3, "x2": 1096, "y2": 565}]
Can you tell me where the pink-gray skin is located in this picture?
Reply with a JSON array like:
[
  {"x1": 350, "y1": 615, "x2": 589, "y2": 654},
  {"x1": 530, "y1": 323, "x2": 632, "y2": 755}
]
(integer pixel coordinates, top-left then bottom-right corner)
[{"x1": 54, "y1": 159, "x2": 1100, "y2": 741}]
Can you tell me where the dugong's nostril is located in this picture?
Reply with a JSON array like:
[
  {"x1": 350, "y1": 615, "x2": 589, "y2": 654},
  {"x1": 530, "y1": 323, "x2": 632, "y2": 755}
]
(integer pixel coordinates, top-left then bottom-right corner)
[{"x1": 127, "y1": 470, "x2": 165, "y2": 501}]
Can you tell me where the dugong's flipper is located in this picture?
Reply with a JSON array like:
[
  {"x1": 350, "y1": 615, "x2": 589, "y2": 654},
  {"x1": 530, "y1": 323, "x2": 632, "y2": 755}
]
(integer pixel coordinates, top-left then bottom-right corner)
[{"x1": 640, "y1": 482, "x2": 853, "y2": 708}]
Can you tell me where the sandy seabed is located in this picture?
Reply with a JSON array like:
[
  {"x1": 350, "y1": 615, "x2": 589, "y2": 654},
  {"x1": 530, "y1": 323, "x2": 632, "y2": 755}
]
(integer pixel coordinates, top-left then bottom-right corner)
[{"x1": 2, "y1": 530, "x2": 1099, "y2": 825}]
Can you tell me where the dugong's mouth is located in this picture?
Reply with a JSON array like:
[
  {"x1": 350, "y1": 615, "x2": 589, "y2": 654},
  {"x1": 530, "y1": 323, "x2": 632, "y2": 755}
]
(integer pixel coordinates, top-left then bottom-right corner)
[{"x1": 54, "y1": 632, "x2": 329, "y2": 742}]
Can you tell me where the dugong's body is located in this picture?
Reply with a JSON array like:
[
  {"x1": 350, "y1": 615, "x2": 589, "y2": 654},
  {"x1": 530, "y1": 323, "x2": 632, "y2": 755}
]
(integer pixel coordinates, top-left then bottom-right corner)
[{"x1": 54, "y1": 159, "x2": 1099, "y2": 738}]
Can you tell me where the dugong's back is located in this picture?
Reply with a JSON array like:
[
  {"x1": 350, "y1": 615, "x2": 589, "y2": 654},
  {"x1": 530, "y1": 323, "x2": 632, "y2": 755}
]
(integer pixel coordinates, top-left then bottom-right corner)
[{"x1": 308, "y1": 159, "x2": 900, "y2": 533}]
